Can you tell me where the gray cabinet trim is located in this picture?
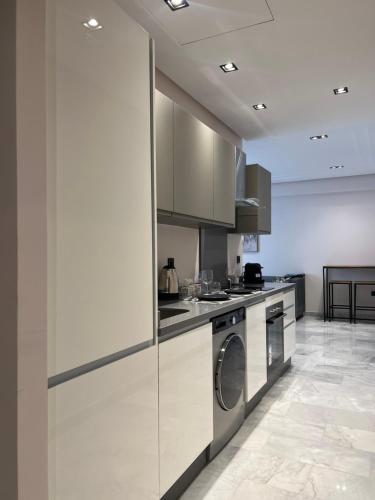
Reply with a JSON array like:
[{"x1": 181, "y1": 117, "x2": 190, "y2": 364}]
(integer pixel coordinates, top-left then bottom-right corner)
[{"x1": 48, "y1": 339, "x2": 154, "y2": 388}]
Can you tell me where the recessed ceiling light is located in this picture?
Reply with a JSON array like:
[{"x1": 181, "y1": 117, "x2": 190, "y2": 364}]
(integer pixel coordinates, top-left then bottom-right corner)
[
  {"x1": 253, "y1": 103, "x2": 267, "y2": 110},
  {"x1": 330, "y1": 165, "x2": 344, "y2": 169},
  {"x1": 333, "y1": 86, "x2": 349, "y2": 95},
  {"x1": 310, "y1": 134, "x2": 328, "y2": 140},
  {"x1": 220, "y1": 62, "x2": 238, "y2": 73},
  {"x1": 83, "y1": 18, "x2": 103, "y2": 30},
  {"x1": 165, "y1": 0, "x2": 189, "y2": 11}
]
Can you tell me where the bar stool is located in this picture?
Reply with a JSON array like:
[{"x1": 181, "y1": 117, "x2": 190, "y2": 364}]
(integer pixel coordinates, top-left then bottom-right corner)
[
  {"x1": 353, "y1": 281, "x2": 375, "y2": 324},
  {"x1": 328, "y1": 281, "x2": 353, "y2": 323}
]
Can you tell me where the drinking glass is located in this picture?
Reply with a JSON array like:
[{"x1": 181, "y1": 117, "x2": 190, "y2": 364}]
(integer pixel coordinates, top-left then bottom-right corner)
[
  {"x1": 198, "y1": 270, "x2": 214, "y2": 294},
  {"x1": 210, "y1": 282, "x2": 221, "y2": 293}
]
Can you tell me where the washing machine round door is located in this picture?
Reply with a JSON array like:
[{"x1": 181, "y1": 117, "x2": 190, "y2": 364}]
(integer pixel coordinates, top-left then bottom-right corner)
[{"x1": 215, "y1": 333, "x2": 245, "y2": 411}]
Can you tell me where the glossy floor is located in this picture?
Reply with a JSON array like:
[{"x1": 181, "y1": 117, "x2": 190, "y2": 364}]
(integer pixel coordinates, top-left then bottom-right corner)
[{"x1": 181, "y1": 317, "x2": 375, "y2": 499}]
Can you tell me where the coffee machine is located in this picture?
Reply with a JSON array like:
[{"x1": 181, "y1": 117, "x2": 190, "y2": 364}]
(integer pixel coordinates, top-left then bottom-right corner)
[{"x1": 243, "y1": 263, "x2": 264, "y2": 287}]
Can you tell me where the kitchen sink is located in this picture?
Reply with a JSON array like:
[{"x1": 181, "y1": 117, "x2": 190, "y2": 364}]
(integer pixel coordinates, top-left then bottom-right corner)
[{"x1": 159, "y1": 308, "x2": 189, "y2": 321}]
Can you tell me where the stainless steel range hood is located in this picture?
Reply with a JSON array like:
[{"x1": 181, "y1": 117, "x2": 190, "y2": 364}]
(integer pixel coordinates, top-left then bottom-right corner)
[{"x1": 232, "y1": 148, "x2": 272, "y2": 234}]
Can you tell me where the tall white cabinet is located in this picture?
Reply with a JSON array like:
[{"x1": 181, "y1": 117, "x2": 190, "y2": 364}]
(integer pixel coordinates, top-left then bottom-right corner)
[
  {"x1": 47, "y1": 1, "x2": 158, "y2": 498},
  {"x1": 47, "y1": 0, "x2": 154, "y2": 376},
  {"x1": 48, "y1": 348, "x2": 159, "y2": 500}
]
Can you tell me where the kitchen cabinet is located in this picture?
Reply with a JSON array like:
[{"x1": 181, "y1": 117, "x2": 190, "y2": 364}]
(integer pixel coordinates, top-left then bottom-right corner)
[
  {"x1": 283, "y1": 289, "x2": 296, "y2": 361},
  {"x1": 155, "y1": 90, "x2": 174, "y2": 212},
  {"x1": 173, "y1": 104, "x2": 214, "y2": 220},
  {"x1": 283, "y1": 289, "x2": 295, "y2": 310},
  {"x1": 235, "y1": 164, "x2": 271, "y2": 234},
  {"x1": 284, "y1": 321, "x2": 296, "y2": 361},
  {"x1": 213, "y1": 133, "x2": 236, "y2": 224},
  {"x1": 48, "y1": 347, "x2": 159, "y2": 500},
  {"x1": 47, "y1": 0, "x2": 154, "y2": 376},
  {"x1": 159, "y1": 324, "x2": 213, "y2": 496},
  {"x1": 245, "y1": 301, "x2": 267, "y2": 402}
]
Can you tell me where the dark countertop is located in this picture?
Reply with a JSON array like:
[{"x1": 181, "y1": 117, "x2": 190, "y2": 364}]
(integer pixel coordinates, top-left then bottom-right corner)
[{"x1": 158, "y1": 282, "x2": 295, "y2": 342}]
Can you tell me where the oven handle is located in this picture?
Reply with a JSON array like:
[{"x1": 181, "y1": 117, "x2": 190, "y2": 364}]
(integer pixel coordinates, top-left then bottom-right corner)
[{"x1": 266, "y1": 313, "x2": 287, "y2": 324}]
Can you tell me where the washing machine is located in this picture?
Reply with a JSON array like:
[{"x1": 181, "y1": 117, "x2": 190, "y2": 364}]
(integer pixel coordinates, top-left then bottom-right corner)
[{"x1": 208, "y1": 307, "x2": 246, "y2": 461}]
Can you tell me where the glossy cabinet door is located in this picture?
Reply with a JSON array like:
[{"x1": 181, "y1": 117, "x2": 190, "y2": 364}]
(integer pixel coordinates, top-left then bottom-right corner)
[
  {"x1": 284, "y1": 321, "x2": 296, "y2": 362},
  {"x1": 173, "y1": 105, "x2": 214, "y2": 220},
  {"x1": 155, "y1": 90, "x2": 174, "y2": 212},
  {"x1": 245, "y1": 301, "x2": 267, "y2": 402},
  {"x1": 213, "y1": 133, "x2": 236, "y2": 225},
  {"x1": 284, "y1": 290, "x2": 296, "y2": 361},
  {"x1": 159, "y1": 324, "x2": 213, "y2": 496},
  {"x1": 47, "y1": 0, "x2": 154, "y2": 376},
  {"x1": 283, "y1": 290, "x2": 295, "y2": 310},
  {"x1": 48, "y1": 347, "x2": 159, "y2": 500}
]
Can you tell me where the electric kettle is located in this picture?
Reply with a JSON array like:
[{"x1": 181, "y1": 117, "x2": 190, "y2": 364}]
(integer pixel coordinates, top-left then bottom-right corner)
[{"x1": 158, "y1": 257, "x2": 179, "y2": 296}]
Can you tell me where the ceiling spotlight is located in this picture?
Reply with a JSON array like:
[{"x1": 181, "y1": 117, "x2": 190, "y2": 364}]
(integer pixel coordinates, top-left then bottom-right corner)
[
  {"x1": 165, "y1": 0, "x2": 190, "y2": 11},
  {"x1": 333, "y1": 86, "x2": 349, "y2": 95},
  {"x1": 330, "y1": 165, "x2": 344, "y2": 169},
  {"x1": 253, "y1": 103, "x2": 267, "y2": 110},
  {"x1": 310, "y1": 134, "x2": 328, "y2": 140},
  {"x1": 83, "y1": 18, "x2": 103, "y2": 30},
  {"x1": 220, "y1": 62, "x2": 238, "y2": 73}
]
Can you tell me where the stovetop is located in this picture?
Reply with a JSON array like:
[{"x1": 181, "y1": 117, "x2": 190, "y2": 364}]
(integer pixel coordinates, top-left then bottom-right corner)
[{"x1": 226, "y1": 284, "x2": 275, "y2": 294}]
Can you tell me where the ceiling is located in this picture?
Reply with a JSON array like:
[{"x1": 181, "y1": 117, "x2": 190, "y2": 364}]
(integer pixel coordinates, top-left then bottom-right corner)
[{"x1": 117, "y1": 0, "x2": 375, "y2": 182}]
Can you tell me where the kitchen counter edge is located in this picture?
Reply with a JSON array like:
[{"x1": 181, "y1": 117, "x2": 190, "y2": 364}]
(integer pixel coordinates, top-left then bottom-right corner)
[{"x1": 158, "y1": 283, "x2": 296, "y2": 343}]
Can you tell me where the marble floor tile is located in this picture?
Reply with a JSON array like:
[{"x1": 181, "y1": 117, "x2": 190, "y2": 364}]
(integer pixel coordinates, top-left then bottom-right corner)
[
  {"x1": 302, "y1": 466, "x2": 375, "y2": 499},
  {"x1": 324, "y1": 424, "x2": 375, "y2": 453},
  {"x1": 268, "y1": 459, "x2": 313, "y2": 494},
  {"x1": 182, "y1": 318, "x2": 375, "y2": 500},
  {"x1": 234, "y1": 480, "x2": 296, "y2": 500}
]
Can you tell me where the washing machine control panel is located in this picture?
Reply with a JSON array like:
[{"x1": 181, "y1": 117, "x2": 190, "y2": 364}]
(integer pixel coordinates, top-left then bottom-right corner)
[{"x1": 212, "y1": 308, "x2": 246, "y2": 334}]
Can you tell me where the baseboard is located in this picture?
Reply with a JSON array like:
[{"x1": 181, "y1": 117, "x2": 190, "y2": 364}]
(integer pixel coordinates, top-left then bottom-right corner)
[
  {"x1": 304, "y1": 311, "x2": 321, "y2": 318},
  {"x1": 161, "y1": 448, "x2": 208, "y2": 500}
]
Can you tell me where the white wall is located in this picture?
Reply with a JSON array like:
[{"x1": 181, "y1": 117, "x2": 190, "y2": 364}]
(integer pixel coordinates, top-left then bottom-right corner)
[
  {"x1": 244, "y1": 175, "x2": 375, "y2": 314},
  {"x1": 157, "y1": 224, "x2": 200, "y2": 283}
]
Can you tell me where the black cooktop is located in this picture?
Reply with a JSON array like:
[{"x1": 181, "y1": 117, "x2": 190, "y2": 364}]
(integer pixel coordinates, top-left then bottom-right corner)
[{"x1": 226, "y1": 284, "x2": 275, "y2": 295}]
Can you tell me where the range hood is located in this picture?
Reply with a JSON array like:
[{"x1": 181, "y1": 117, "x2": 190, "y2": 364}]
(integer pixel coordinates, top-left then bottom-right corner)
[{"x1": 232, "y1": 149, "x2": 272, "y2": 235}]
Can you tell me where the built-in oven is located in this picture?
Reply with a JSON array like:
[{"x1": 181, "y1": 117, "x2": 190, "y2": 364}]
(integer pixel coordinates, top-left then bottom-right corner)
[{"x1": 266, "y1": 301, "x2": 286, "y2": 380}]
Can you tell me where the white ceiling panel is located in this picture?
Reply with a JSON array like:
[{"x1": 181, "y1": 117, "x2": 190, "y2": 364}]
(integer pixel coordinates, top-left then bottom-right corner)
[
  {"x1": 139, "y1": 0, "x2": 273, "y2": 45},
  {"x1": 118, "y1": 0, "x2": 375, "y2": 182}
]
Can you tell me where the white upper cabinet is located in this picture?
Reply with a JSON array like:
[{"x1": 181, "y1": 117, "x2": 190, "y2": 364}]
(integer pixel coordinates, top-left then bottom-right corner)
[
  {"x1": 173, "y1": 104, "x2": 214, "y2": 220},
  {"x1": 47, "y1": 0, "x2": 154, "y2": 376},
  {"x1": 213, "y1": 133, "x2": 236, "y2": 224},
  {"x1": 49, "y1": 346, "x2": 159, "y2": 500},
  {"x1": 155, "y1": 90, "x2": 174, "y2": 212},
  {"x1": 155, "y1": 94, "x2": 236, "y2": 225}
]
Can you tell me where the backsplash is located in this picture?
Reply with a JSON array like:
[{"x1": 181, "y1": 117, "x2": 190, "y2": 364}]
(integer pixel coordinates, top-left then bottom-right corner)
[
  {"x1": 157, "y1": 224, "x2": 199, "y2": 282},
  {"x1": 227, "y1": 234, "x2": 244, "y2": 276},
  {"x1": 200, "y1": 227, "x2": 228, "y2": 285}
]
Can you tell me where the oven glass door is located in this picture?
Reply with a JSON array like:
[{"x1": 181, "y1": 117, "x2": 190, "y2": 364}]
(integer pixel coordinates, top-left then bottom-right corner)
[{"x1": 266, "y1": 314, "x2": 285, "y2": 374}]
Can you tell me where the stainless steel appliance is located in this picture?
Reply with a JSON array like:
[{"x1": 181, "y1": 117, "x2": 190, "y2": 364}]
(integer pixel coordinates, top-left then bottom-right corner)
[
  {"x1": 264, "y1": 274, "x2": 305, "y2": 319},
  {"x1": 209, "y1": 308, "x2": 246, "y2": 460},
  {"x1": 266, "y1": 302, "x2": 286, "y2": 381}
]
